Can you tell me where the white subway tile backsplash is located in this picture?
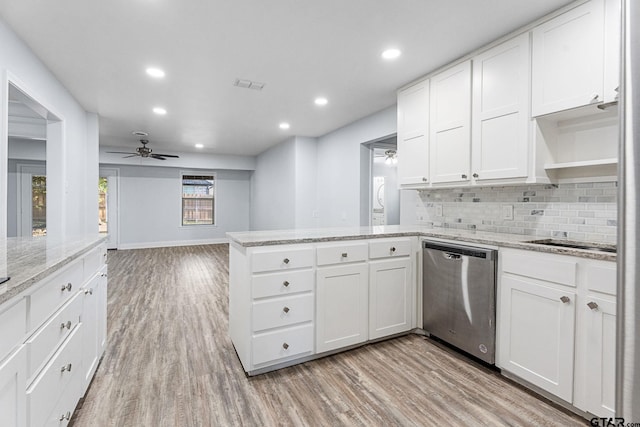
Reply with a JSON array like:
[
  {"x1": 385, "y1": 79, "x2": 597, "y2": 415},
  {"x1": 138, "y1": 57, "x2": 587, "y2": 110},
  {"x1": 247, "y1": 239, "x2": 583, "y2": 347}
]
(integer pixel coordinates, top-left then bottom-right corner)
[{"x1": 412, "y1": 181, "x2": 617, "y2": 243}]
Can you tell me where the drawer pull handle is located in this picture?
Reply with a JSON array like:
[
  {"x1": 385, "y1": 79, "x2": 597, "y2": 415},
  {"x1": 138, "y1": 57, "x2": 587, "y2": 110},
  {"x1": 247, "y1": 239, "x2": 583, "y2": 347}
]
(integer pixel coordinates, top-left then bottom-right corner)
[
  {"x1": 591, "y1": 93, "x2": 600, "y2": 102},
  {"x1": 560, "y1": 296, "x2": 571, "y2": 304},
  {"x1": 283, "y1": 258, "x2": 290, "y2": 265},
  {"x1": 341, "y1": 252, "x2": 348, "y2": 258},
  {"x1": 61, "y1": 363, "x2": 72, "y2": 373},
  {"x1": 587, "y1": 301, "x2": 599, "y2": 310},
  {"x1": 282, "y1": 281, "x2": 290, "y2": 287},
  {"x1": 85, "y1": 288, "x2": 93, "y2": 295},
  {"x1": 283, "y1": 306, "x2": 290, "y2": 314},
  {"x1": 59, "y1": 411, "x2": 71, "y2": 421},
  {"x1": 422, "y1": 177, "x2": 427, "y2": 182},
  {"x1": 473, "y1": 173, "x2": 479, "y2": 178},
  {"x1": 282, "y1": 342, "x2": 289, "y2": 350},
  {"x1": 390, "y1": 247, "x2": 396, "y2": 253},
  {"x1": 60, "y1": 321, "x2": 72, "y2": 330},
  {"x1": 61, "y1": 283, "x2": 72, "y2": 292},
  {"x1": 461, "y1": 174, "x2": 467, "y2": 179}
]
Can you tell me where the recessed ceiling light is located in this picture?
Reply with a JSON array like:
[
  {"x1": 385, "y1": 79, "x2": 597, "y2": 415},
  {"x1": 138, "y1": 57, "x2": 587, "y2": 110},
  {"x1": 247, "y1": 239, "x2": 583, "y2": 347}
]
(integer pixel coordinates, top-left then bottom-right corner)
[
  {"x1": 314, "y1": 97, "x2": 328, "y2": 106},
  {"x1": 146, "y1": 67, "x2": 165, "y2": 78},
  {"x1": 279, "y1": 122, "x2": 290, "y2": 130},
  {"x1": 195, "y1": 143, "x2": 204, "y2": 148},
  {"x1": 381, "y1": 48, "x2": 402, "y2": 60},
  {"x1": 153, "y1": 107, "x2": 167, "y2": 115}
]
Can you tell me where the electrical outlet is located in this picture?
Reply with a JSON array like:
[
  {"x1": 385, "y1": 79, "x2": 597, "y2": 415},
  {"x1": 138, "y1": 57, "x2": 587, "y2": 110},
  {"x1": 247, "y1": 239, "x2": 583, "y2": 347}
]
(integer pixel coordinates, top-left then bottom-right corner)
[
  {"x1": 502, "y1": 205, "x2": 514, "y2": 220},
  {"x1": 436, "y1": 205, "x2": 443, "y2": 217}
]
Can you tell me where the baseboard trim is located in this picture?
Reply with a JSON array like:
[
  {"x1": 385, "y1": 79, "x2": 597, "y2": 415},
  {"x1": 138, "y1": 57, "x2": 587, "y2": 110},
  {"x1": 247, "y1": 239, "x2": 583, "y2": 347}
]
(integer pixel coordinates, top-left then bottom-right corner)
[{"x1": 118, "y1": 238, "x2": 229, "y2": 250}]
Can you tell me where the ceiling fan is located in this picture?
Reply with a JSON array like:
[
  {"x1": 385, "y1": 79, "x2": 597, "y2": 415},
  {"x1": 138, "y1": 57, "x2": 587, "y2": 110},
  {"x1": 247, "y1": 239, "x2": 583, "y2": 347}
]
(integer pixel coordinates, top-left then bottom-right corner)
[{"x1": 106, "y1": 139, "x2": 180, "y2": 160}]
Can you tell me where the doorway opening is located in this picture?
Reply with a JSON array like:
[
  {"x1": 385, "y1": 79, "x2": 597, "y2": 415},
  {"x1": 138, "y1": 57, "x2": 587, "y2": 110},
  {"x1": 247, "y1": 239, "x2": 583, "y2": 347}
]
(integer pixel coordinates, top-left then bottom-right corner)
[
  {"x1": 99, "y1": 168, "x2": 119, "y2": 249},
  {"x1": 360, "y1": 135, "x2": 400, "y2": 226}
]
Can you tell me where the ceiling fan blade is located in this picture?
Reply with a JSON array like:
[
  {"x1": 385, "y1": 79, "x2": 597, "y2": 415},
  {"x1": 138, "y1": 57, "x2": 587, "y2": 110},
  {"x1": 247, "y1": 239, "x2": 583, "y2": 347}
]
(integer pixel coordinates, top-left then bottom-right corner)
[
  {"x1": 153, "y1": 153, "x2": 180, "y2": 158},
  {"x1": 122, "y1": 154, "x2": 139, "y2": 158},
  {"x1": 150, "y1": 154, "x2": 167, "y2": 160},
  {"x1": 106, "y1": 151, "x2": 137, "y2": 154}
]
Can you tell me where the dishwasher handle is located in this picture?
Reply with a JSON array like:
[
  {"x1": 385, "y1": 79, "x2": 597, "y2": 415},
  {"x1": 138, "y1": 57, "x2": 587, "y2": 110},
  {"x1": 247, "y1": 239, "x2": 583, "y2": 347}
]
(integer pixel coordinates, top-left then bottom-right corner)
[
  {"x1": 423, "y1": 240, "x2": 496, "y2": 260},
  {"x1": 443, "y1": 252, "x2": 462, "y2": 260}
]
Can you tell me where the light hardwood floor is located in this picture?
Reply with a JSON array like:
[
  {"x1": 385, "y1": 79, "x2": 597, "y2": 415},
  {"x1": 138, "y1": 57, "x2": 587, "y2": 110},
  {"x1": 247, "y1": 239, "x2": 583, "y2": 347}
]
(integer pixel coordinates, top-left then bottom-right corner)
[{"x1": 71, "y1": 244, "x2": 586, "y2": 426}]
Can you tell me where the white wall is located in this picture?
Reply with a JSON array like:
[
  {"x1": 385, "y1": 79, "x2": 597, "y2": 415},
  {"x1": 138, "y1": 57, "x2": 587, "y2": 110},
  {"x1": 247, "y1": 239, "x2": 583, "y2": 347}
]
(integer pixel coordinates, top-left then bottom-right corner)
[
  {"x1": 115, "y1": 165, "x2": 251, "y2": 249},
  {"x1": 316, "y1": 106, "x2": 397, "y2": 227},
  {"x1": 0, "y1": 17, "x2": 98, "y2": 238},
  {"x1": 294, "y1": 137, "x2": 318, "y2": 229}
]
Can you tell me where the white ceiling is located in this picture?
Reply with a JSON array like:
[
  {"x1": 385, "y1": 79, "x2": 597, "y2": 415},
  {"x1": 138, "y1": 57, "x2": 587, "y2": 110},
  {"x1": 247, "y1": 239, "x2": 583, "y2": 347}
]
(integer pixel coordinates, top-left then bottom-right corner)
[{"x1": 0, "y1": 0, "x2": 575, "y2": 156}]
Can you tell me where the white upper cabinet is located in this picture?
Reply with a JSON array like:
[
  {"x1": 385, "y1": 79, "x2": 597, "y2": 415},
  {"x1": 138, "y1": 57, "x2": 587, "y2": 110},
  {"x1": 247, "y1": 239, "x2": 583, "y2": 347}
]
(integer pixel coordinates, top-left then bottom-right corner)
[
  {"x1": 472, "y1": 33, "x2": 531, "y2": 182},
  {"x1": 429, "y1": 61, "x2": 472, "y2": 184},
  {"x1": 397, "y1": 81, "x2": 430, "y2": 186},
  {"x1": 603, "y1": 0, "x2": 621, "y2": 103},
  {"x1": 532, "y1": 0, "x2": 605, "y2": 116}
]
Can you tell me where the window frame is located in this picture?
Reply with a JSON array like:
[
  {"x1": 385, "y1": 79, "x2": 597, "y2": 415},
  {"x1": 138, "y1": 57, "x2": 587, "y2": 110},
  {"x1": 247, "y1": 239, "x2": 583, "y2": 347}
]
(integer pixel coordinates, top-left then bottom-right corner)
[{"x1": 180, "y1": 171, "x2": 217, "y2": 227}]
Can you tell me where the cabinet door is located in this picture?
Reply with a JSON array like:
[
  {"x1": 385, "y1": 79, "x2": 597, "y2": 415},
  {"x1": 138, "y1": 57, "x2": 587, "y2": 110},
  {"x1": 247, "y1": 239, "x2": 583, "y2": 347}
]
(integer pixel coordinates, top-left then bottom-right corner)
[
  {"x1": 397, "y1": 81, "x2": 430, "y2": 185},
  {"x1": 584, "y1": 295, "x2": 616, "y2": 418},
  {"x1": 97, "y1": 269, "x2": 108, "y2": 355},
  {"x1": 499, "y1": 275, "x2": 575, "y2": 401},
  {"x1": 472, "y1": 33, "x2": 530, "y2": 181},
  {"x1": 603, "y1": 0, "x2": 621, "y2": 103},
  {"x1": 430, "y1": 61, "x2": 471, "y2": 184},
  {"x1": 369, "y1": 258, "x2": 413, "y2": 340},
  {"x1": 0, "y1": 346, "x2": 26, "y2": 427},
  {"x1": 81, "y1": 275, "x2": 100, "y2": 389},
  {"x1": 316, "y1": 264, "x2": 368, "y2": 353},
  {"x1": 532, "y1": 0, "x2": 605, "y2": 116}
]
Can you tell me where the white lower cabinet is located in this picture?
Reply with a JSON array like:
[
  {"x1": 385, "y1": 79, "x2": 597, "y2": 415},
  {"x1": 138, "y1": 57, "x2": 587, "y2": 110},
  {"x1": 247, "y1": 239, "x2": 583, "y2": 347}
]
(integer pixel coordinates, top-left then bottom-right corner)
[
  {"x1": 369, "y1": 258, "x2": 413, "y2": 340},
  {"x1": 0, "y1": 346, "x2": 27, "y2": 427},
  {"x1": 316, "y1": 264, "x2": 369, "y2": 353},
  {"x1": 498, "y1": 248, "x2": 616, "y2": 417},
  {"x1": 81, "y1": 267, "x2": 108, "y2": 389}
]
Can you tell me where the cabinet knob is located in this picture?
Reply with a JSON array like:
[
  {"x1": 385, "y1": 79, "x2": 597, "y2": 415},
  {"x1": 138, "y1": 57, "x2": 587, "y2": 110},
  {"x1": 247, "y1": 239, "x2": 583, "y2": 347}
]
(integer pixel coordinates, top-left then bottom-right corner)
[
  {"x1": 560, "y1": 296, "x2": 571, "y2": 304},
  {"x1": 283, "y1": 306, "x2": 290, "y2": 314},
  {"x1": 59, "y1": 412, "x2": 71, "y2": 421},
  {"x1": 587, "y1": 301, "x2": 599, "y2": 311},
  {"x1": 283, "y1": 258, "x2": 290, "y2": 265},
  {"x1": 60, "y1": 321, "x2": 72, "y2": 330},
  {"x1": 60, "y1": 363, "x2": 72, "y2": 373},
  {"x1": 422, "y1": 177, "x2": 427, "y2": 182},
  {"x1": 341, "y1": 252, "x2": 348, "y2": 258},
  {"x1": 473, "y1": 173, "x2": 479, "y2": 178},
  {"x1": 85, "y1": 288, "x2": 93, "y2": 295},
  {"x1": 390, "y1": 247, "x2": 396, "y2": 253},
  {"x1": 282, "y1": 342, "x2": 289, "y2": 350},
  {"x1": 461, "y1": 174, "x2": 467, "y2": 179},
  {"x1": 282, "y1": 280, "x2": 290, "y2": 287},
  {"x1": 61, "y1": 282, "x2": 72, "y2": 292},
  {"x1": 101, "y1": 273, "x2": 107, "y2": 278}
]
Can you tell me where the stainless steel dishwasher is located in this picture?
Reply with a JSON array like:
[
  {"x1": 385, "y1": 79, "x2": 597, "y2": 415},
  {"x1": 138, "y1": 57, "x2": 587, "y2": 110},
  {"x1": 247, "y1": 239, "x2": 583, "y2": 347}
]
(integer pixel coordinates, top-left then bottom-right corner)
[{"x1": 422, "y1": 240, "x2": 497, "y2": 364}]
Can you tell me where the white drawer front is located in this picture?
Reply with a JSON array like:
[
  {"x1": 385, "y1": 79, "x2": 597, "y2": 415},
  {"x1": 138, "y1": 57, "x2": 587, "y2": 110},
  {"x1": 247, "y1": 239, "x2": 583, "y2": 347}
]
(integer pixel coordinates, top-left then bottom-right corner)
[
  {"x1": 42, "y1": 367, "x2": 82, "y2": 427},
  {"x1": 317, "y1": 242, "x2": 368, "y2": 266},
  {"x1": 29, "y1": 261, "x2": 84, "y2": 329},
  {"x1": 28, "y1": 325, "x2": 83, "y2": 427},
  {"x1": 251, "y1": 247, "x2": 314, "y2": 273},
  {"x1": 252, "y1": 270, "x2": 314, "y2": 299},
  {"x1": 501, "y1": 250, "x2": 577, "y2": 287},
  {"x1": 27, "y1": 292, "x2": 83, "y2": 379},
  {"x1": 252, "y1": 324, "x2": 314, "y2": 366},
  {"x1": 584, "y1": 261, "x2": 616, "y2": 296},
  {"x1": 369, "y1": 238, "x2": 412, "y2": 259},
  {"x1": 252, "y1": 294, "x2": 313, "y2": 332},
  {"x1": 0, "y1": 299, "x2": 27, "y2": 362},
  {"x1": 83, "y1": 244, "x2": 107, "y2": 280}
]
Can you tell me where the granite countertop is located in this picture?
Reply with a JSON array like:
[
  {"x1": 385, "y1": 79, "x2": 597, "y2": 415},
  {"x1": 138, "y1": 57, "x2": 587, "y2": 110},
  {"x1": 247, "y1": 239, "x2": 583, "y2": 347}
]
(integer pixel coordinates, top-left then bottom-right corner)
[
  {"x1": 227, "y1": 225, "x2": 616, "y2": 262},
  {"x1": 0, "y1": 234, "x2": 107, "y2": 305}
]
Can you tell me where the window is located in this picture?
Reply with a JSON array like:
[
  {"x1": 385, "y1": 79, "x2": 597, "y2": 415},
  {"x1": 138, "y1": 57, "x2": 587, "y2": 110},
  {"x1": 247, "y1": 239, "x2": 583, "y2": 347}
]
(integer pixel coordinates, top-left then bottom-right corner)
[{"x1": 181, "y1": 174, "x2": 215, "y2": 226}]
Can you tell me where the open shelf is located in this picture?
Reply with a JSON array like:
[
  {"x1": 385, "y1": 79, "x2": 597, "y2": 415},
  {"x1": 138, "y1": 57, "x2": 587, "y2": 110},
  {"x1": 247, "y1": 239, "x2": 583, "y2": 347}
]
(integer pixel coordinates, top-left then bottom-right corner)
[{"x1": 544, "y1": 158, "x2": 618, "y2": 170}]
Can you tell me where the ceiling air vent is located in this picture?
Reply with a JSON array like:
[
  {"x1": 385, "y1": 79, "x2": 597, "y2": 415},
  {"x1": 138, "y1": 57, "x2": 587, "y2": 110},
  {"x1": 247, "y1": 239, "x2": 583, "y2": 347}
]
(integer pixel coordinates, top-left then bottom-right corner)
[{"x1": 234, "y1": 78, "x2": 265, "y2": 91}]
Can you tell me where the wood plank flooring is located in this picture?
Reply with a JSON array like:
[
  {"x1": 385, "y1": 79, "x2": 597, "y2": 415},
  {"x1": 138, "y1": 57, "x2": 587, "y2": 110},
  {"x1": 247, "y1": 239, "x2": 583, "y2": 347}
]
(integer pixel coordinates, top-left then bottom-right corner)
[{"x1": 70, "y1": 244, "x2": 586, "y2": 426}]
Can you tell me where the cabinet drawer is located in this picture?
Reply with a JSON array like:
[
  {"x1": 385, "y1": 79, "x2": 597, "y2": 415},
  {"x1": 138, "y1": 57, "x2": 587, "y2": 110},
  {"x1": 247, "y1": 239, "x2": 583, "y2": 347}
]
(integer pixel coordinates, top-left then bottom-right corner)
[
  {"x1": 26, "y1": 292, "x2": 83, "y2": 379},
  {"x1": 501, "y1": 250, "x2": 577, "y2": 287},
  {"x1": 83, "y1": 244, "x2": 107, "y2": 280},
  {"x1": 42, "y1": 368, "x2": 82, "y2": 427},
  {"x1": 252, "y1": 270, "x2": 314, "y2": 299},
  {"x1": 584, "y1": 261, "x2": 616, "y2": 296},
  {"x1": 252, "y1": 294, "x2": 313, "y2": 333},
  {"x1": 251, "y1": 247, "x2": 314, "y2": 273},
  {"x1": 0, "y1": 298, "x2": 27, "y2": 362},
  {"x1": 28, "y1": 325, "x2": 83, "y2": 427},
  {"x1": 29, "y1": 260, "x2": 84, "y2": 329},
  {"x1": 252, "y1": 324, "x2": 314, "y2": 366},
  {"x1": 317, "y1": 242, "x2": 368, "y2": 266},
  {"x1": 369, "y1": 238, "x2": 412, "y2": 259}
]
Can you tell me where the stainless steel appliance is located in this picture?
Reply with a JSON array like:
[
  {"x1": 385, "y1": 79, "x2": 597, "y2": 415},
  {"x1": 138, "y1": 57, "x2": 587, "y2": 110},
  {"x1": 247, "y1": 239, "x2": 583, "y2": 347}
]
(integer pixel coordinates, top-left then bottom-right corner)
[{"x1": 422, "y1": 241, "x2": 497, "y2": 364}]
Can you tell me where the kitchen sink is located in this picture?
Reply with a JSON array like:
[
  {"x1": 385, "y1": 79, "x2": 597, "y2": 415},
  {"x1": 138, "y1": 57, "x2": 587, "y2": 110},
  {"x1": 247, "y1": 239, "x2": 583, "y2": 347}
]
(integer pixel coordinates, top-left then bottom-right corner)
[{"x1": 524, "y1": 239, "x2": 617, "y2": 254}]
